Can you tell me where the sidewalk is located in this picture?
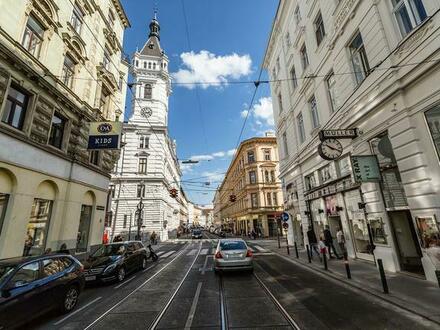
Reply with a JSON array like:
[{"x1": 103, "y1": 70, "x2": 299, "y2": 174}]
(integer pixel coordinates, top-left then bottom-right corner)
[{"x1": 254, "y1": 239, "x2": 440, "y2": 324}]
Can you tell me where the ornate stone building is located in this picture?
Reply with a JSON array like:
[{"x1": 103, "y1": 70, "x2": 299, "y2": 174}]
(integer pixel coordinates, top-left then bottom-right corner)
[{"x1": 0, "y1": 0, "x2": 129, "y2": 258}]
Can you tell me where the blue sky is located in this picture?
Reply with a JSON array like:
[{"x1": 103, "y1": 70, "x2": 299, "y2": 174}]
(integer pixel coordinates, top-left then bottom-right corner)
[{"x1": 121, "y1": 0, "x2": 279, "y2": 205}]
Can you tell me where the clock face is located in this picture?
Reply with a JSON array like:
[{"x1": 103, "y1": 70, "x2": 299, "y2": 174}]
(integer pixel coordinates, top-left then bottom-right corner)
[
  {"x1": 141, "y1": 107, "x2": 152, "y2": 118},
  {"x1": 318, "y1": 139, "x2": 343, "y2": 160}
]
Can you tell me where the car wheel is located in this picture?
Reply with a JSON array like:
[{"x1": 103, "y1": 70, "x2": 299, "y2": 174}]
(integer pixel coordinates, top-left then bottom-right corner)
[
  {"x1": 152, "y1": 253, "x2": 159, "y2": 262},
  {"x1": 117, "y1": 267, "x2": 126, "y2": 282},
  {"x1": 141, "y1": 257, "x2": 147, "y2": 270},
  {"x1": 60, "y1": 286, "x2": 79, "y2": 314}
]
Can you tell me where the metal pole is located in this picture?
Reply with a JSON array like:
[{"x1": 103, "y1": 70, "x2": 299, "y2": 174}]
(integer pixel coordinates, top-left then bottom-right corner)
[
  {"x1": 277, "y1": 222, "x2": 281, "y2": 248},
  {"x1": 285, "y1": 229, "x2": 290, "y2": 255},
  {"x1": 128, "y1": 214, "x2": 132, "y2": 241},
  {"x1": 294, "y1": 241, "x2": 299, "y2": 258},
  {"x1": 323, "y1": 249, "x2": 328, "y2": 270},
  {"x1": 343, "y1": 252, "x2": 351, "y2": 279},
  {"x1": 377, "y1": 259, "x2": 389, "y2": 294},
  {"x1": 306, "y1": 244, "x2": 311, "y2": 263}
]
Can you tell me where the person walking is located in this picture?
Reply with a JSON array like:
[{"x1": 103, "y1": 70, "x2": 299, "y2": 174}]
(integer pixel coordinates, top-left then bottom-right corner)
[
  {"x1": 336, "y1": 227, "x2": 346, "y2": 255},
  {"x1": 151, "y1": 231, "x2": 158, "y2": 245},
  {"x1": 324, "y1": 225, "x2": 341, "y2": 259},
  {"x1": 307, "y1": 226, "x2": 321, "y2": 259}
]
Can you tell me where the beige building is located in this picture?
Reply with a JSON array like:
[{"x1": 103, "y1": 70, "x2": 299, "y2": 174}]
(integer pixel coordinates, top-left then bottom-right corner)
[
  {"x1": 264, "y1": 0, "x2": 440, "y2": 282},
  {"x1": 0, "y1": 0, "x2": 129, "y2": 259},
  {"x1": 215, "y1": 135, "x2": 283, "y2": 237}
]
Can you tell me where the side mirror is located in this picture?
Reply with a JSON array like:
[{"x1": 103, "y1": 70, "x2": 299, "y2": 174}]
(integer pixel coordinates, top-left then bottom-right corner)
[
  {"x1": 12, "y1": 280, "x2": 27, "y2": 288},
  {"x1": 1, "y1": 289, "x2": 11, "y2": 298}
]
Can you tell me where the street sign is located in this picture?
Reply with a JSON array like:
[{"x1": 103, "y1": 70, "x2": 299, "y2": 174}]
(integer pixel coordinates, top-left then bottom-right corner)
[
  {"x1": 351, "y1": 155, "x2": 381, "y2": 182},
  {"x1": 281, "y1": 212, "x2": 289, "y2": 222},
  {"x1": 88, "y1": 122, "x2": 122, "y2": 150},
  {"x1": 319, "y1": 128, "x2": 359, "y2": 141},
  {"x1": 282, "y1": 222, "x2": 289, "y2": 229}
]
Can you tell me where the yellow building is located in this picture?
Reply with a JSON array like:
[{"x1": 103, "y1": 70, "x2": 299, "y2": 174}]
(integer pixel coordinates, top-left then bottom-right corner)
[
  {"x1": 0, "y1": 0, "x2": 129, "y2": 259},
  {"x1": 215, "y1": 135, "x2": 283, "y2": 237}
]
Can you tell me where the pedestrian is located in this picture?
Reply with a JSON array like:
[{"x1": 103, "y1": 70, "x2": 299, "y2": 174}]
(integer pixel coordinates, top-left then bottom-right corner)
[
  {"x1": 44, "y1": 248, "x2": 52, "y2": 255},
  {"x1": 318, "y1": 235, "x2": 329, "y2": 260},
  {"x1": 23, "y1": 233, "x2": 33, "y2": 256},
  {"x1": 324, "y1": 225, "x2": 341, "y2": 259},
  {"x1": 306, "y1": 226, "x2": 321, "y2": 259},
  {"x1": 58, "y1": 243, "x2": 70, "y2": 254},
  {"x1": 151, "y1": 231, "x2": 157, "y2": 245},
  {"x1": 113, "y1": 235, "x2": 122, "y2": 242},
  {"x1": 336, "y1": 227, "x2": 346, "y2": 255}
]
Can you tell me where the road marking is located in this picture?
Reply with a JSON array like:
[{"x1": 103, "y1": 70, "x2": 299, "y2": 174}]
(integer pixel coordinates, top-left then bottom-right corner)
[
  {"x1": 254, "y1": 245, "x2": 268, "y2": 252},
  {"x1": 156, "y1": 251, "x2": 165, "y2": 256},
  {"x1": 114, "y1": 275, "x2": 136, "y2": 289},
  {"x1": 201, "y1": 255, "x2": 211, "y2": 275},
  {"x1": 200, "y1": 248, "x2": 209, "y2": 255},
  {"x1": 83, "y1": 245, "x2": 188, "y2": 330},
  {"x1": 184, "y1": 282, "x2": 203, "y2": 329},
  {"x1": 142, "y1": 265, "x2": 156, "y2": 273},
  {"x1": 54, "y1": 296, "x2": 102, "y2": 325},
  {"x1": 187, "y1": 249, "x2": 197, "y2": 256},
  {"x1": 162, "y1": 250, "x2": 176, "y2": 258}
]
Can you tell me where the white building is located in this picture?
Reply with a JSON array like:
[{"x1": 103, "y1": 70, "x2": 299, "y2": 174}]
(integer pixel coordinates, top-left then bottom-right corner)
[
  {"x1": 111, "y1": 15, "x2": 181, "y2": 242},
  {"x1": 0, "y1": 0, "x2": 129, "y2": 258},
  {"x1": 264, "y1": 0, "x2": 440, "y2": 283}
]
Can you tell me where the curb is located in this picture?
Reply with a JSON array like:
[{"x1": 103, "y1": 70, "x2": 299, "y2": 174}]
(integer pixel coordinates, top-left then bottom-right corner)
[{"x1": 271, "y1": 249, "x2": 440, "y2": 326}]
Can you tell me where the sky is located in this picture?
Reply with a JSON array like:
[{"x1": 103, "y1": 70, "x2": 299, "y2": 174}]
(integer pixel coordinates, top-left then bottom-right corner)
[{"x1": 121, "y1": 0, "x2": 279, "y2": 205}]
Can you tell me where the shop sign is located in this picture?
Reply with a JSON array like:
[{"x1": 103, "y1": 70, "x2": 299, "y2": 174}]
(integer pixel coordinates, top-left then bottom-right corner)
[
  {"x1": 88, "y1": 122, "x2": 122, "y2": 150},
  {"x1": 305, "y1": 177, "x2": 359, "y2": 200},
  {"x1": 319, "y1": 128, "x2": 359, "y2": 141},
  {"x1": 351, "y1": 155, "x2": 381, "y2": 182}
]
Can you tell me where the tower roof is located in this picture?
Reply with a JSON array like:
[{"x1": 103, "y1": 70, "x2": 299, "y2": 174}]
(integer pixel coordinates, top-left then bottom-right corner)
[{"x1": 140, "y1": 14, "x2": 163, "y2": 57}]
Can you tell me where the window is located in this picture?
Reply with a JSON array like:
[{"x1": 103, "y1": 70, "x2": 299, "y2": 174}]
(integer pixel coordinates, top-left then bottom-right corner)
[
  {"x1": 291, "y1": 66, "x2": 298, "y2": 89},
  {"x1": 103, "y1": 48, "x2": 111, "y2": 70},
  {"x1": 425, "y1": 105, "x2": 440, "y2": 159},
  {"x1": 61, "y1": 55, "x2": 75, "y2": 88},
  {"x1": 264, "y1": 149, "x2": 271, "y2": 161},
  {"x1": 90, "y1": 150, "x2": 100, "y2": 165},
  {"x1": 99, "y1": 86, "x2": 111, "y2": 116},
  {"x1": 310, "y1": 96, "x2": 320, "y2": 128},
  {"x1": 267, "y1": 192, "x2": 272, "y2": 206},
  {"x1": 273, "y1": 192, "x2": 278, "y2": 206},
  {"x1": 1, "y1": 83, "x2": 29, "y2": 130},
  {"x1": 110, "y1": 185, "x2": 115, "y2": 198},
  {"x1": 48, "y1": 112, "x2": 66, "y2": 149},
  {"x1": 305, "y1": 173, "x2": 316, "y2": 190},
  {"x1": 24, "y1": 199, "x2": 53, "y2": 256},
  {"x1": 285, "y1": 32, "x2": 291, "y2": 48},
  {"x1": 271, "y1": 170, "x2": 276, "y2": 182},
  {"x1": 272, "y1": 67, "x2": 277, "y2": 79},
  {"x1": 0, "y1": 193, "x2": 9, "y2": 237},
  {"x1": 338, "y1": 156, "x2": 351, "y2": 177},
  {"x1": 251, "y1": 193, "x2": 258, "y2": 208},
  {"x1": 153, "y1": 63, "x2": 156, "y2": 70},
  {"x1": 278, "y1": 93, "x2": 283, "y2": 113},
  {"x1": 138, "y1": 158, "x2": 147, "y2": 174},
  {"x1": 9, "y1": 262, "x2": 40, "y2": 286},
  {"x1": 326, "y1": 71, "x2": 338, "y2": 112},
  {"x1": 349, "y1": 32, "x2": 370, "y2": 85},
  {"x1": 76, "y1": 205, "x2": 92, "y2": 252},
  {"x1": 22, "y1": 15, "x2": 44, "y2": 57},
  {"x1": 297, "y1": 112, "x2": 305, "y2": 143},
  {"x1": 247, "y1": 150, "x2": 255, "y2": 163},
  {"x1": 123, "y1": 214, "x2": 127, "y2": 228},
  {"x1": 148, "y1": 62, "x2": 152, "y2": 69},
  {"x1": 276, "y1": 57, "x2": 281, "y2": 72},
  {"x1": 108, "y1": 10, "x2": 115, "y2": 27},
  {"x1": 282, "y1": 132, "x2": 288, "y2": 156},
  {"x1": 144, "y1": 84, "x2": 152, "y2": 99},
  {"x1": 143, "y1": 62, "x2": 147, "y2": 69},
  {"x1": 300, "y1": 44, "x2": 309, "y2": 70},
  {"x1": 119, "y1": 75, "x2": 124, "y2": 91},
  {"x1": 137, "y1": 184, "x2": 145, "y2": 198},
  {"x1": 135, "y1": 60, "x2": 139, "y2": 67},
  {"x1": 70, "y1": 3, "x2": 83, "y2": 35},
  {"x1": 392, "y1": 0, "x2": 427, "y2": 37},
  {"x1": 42, "y1": 258, "x2": 72, "y2": 276},
  {"x1": 294, "y1": 5, "x2": 301, "y2": 27},
  {"x1": 139, "y1": 136, "x2": 149, "y2": 149},
  {"x1": 265, "y1": 170, "x2": 270, "y2": 182},
  {"x1": 249, "y1": 171, "x2": 257, "y2": 184},
  {"x1": 320, "y1": 164, "x2": 332, "y2": 183},
  {"x1": 314, "y1": 12, "x2": 326, "y2": 46}
]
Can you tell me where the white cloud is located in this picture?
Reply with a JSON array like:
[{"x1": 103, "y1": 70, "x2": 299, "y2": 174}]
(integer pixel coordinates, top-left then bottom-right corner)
[
  {"x1": 227, "y1": 149, "x2": 237, "y2": 156},
  {"x1": 172, "y1": 50, "x2": 252, "y2": 89},
  {"x1": 187, "y1": 149, "x2": 236, "y2": 162},
  {"x1": 240, "y1": 110, "x2": 249, "y2": 118},
  {"x1": 252, "y1": 97, "x2": 274, "y2": 126},
  {"x1": 212, "y1": 151, "x2": 225, "y2": 157},
  {"x1": 180, "y1": 162, "x2": 198, "y2": 174},
  {"x1": 190, "y1": 154, "x2": 214, "y2": 161},
  {"x1": 201, "y1": 170, "x2": 225, "y2": 182}
]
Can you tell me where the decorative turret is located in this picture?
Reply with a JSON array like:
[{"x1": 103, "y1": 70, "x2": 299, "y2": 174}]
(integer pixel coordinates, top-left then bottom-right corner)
[{"x1": 149, "y1": 12, "x2": 160, "y2": 40}]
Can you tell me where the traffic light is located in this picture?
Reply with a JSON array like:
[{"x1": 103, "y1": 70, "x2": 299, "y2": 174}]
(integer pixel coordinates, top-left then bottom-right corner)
[
  {"x1": 229, "y1": 194, "x2": 236, "y2": 202},
  {"x1": 169, "y1": 188, "x2": 178, "y2": 198}
]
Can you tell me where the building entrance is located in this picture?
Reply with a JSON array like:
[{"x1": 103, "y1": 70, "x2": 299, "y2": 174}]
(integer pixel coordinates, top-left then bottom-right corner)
[{"x1": 389, "y1": 210, "x2": 424, "y2": 275}]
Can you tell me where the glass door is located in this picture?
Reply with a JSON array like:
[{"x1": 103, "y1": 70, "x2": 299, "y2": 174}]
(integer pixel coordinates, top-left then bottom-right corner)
[{"x1": 24, "y1": 199, "x2": 53, "y2": 256}]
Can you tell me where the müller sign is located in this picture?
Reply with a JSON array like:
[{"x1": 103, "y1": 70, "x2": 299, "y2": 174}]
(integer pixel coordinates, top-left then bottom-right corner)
[{"x1": 319, "y1": 128, "x2": 359, "y2": 141}]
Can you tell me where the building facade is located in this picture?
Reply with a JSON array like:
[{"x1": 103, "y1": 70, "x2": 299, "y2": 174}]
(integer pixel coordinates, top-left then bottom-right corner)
[
  {"x1": 264, "y1": 0, "x2": 440, "y2": 282},
  {"x1": 110, "y1": 15, "x2": 182, "y2": 242},
  {"x1": 214, "y1": 136, "x2": 283, "y2": 237},
  {"x1": 0, "y1": 0, "x2": 129, "y2": 259}
]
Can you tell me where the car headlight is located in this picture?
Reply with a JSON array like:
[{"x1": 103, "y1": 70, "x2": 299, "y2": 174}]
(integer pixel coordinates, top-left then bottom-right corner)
[{"x1": 103, "y1": 263, "x2": 118, "y2": 274}]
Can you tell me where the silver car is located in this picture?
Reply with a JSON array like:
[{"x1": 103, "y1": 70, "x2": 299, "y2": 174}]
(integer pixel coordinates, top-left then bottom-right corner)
[{"x1": 214, "y1": 239, "x2": 253, "y2": 273}]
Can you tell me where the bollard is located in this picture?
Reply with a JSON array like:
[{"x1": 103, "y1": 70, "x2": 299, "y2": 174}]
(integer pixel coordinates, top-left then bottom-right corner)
[
  {"x1": 435, "y1": 270, "x2": 440, "y2": 288},
  {"x1": 343, "y1": 253, "x2": 351, "y2": 279},
  {"x1": 322, "y1": 249, "x2": 328, "y2": 270},
  {"x1": 285, "y1": 233, "x2": 290, "y2": 255},
  {"x1": 294, "y1": 241, "x2": 299, "y2": 259},
  {"x1": 377, "y1": 259, "x2": 389, "y2": 294},
  {"x1": 306, "y1": 245, "x2": 312, "y2": 263}
]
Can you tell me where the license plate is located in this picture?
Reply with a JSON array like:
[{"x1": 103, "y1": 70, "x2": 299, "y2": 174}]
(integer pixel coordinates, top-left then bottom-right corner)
[{"x1": 85, "y1": 276, "x2": 96, "y2": 281}]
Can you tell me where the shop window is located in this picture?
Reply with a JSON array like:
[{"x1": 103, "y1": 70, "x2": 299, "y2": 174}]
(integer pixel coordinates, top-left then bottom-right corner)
[
  {"x1": 2, "y1": 83, "x2": 29, "y2": 130},
  {"x1": 0, "y1": 193, "x2": 9, "y2": 237},
  {"x1": 369, "y1": 217, "x2": 388, "y2": 244},
  {"x1": 349, "y1": 32, "x2": 370, "y2": 85},
  {"x1": 24, "y1": 199, "x2": 53, "y2": 256},
  {"x1": 76, "y1": 205, "x2": 92, "y2": 252},
  {"x1": 70, "y1": 3, "x2": 83, "y2": 35},
  {"x1": 48, "y1": 112, "x2": 66, "y2": 149},
  {"x1": 425, "y1": 105, "x2": 440, "y2": 159},
  {"x1": 352, "y1": 218, "x2": 374, "y2": 254},
  {"x1": 392, "y1": 0, "x2": 427, "y2": 37},
  {"x1": 416, "y1": 216, "x2": 440, "y2": 249},
  {"x1": 22, "y1": 15, "x2": 45, "y2": 57}
]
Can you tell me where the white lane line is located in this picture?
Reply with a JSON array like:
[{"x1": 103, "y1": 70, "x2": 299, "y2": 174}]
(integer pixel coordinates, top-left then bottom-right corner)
[
  {"x1": 83, "y1": 245, "x2": 188, "y2": 330},
  {"x1": 161, "y1": 250, "x2": 176, "y2": 258},
  {"x1": 54, "y1": 296, "x2": 102, "y2": 325},
  {"x1": 114, "y1": 276, "x2": 136, "y2": 289},
  {"x1": 200, "y1": 248, "x2": 209, "y2": 255},
  {"x1": 187, "y1": 249, "x2": 197, "y2": 256},
  {"x1": 156, "y1": 251, "x2": 165, "y2": 256},
  {"x1": 201, "y1": 255, "x2": 211, "y2": 275},
  {"x1": 254, "y1": 245, "x2": 268, "y2": 252},
  {"x1": 142, "y1": 265, "x2": 156, "y2": 273},
  {"x1": 184, "y1": 282, "x2": 203, "y2": 330}
]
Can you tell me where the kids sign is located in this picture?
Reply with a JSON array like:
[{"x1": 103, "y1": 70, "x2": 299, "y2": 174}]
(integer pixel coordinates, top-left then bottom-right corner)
[{"x1": 88, "y1": 122, "x2": 122, "y2": 150}]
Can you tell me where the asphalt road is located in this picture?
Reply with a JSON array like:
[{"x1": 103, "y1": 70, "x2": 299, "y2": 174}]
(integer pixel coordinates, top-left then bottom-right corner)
[{"x1": 27, "y1": 233, "x2": 439, "y2": 330}]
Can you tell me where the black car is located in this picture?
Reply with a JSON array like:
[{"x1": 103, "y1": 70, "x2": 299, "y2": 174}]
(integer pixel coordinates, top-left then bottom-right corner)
[
  {"x1": 192, "y1": 229, "x2": 203, "y2": 239},
  {"x1": 83, "y1": 241, "x2": 148, "y2": 283},
  {"x1": 0, "y1": 254, "x2": 85, "y2": 329}
]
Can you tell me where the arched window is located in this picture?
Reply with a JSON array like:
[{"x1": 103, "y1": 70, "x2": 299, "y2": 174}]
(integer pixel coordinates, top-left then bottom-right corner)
[
  {"x1": 148, "y1": 62, "x2": 152, "y2": 69},
  {"x1": 144, "y1": 84, "x2": 152, "y2": 99}
]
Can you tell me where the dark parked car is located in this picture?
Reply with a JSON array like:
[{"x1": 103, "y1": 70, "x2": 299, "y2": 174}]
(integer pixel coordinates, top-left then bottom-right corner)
[
  {"x1": 0, "y1": 254, "x2": 85, "y2": 329},
  {"x1": 191, "y1": 229, "x2": 203, "y2": 239},
  {"x1": 83, "y1": 241, "x2": 148, "y2": 283}
]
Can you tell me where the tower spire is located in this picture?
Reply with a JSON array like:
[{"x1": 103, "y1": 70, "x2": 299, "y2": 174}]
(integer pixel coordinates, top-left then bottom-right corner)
[{"x1": 149, "y1": 9, "x2": 160, "y2": 40}]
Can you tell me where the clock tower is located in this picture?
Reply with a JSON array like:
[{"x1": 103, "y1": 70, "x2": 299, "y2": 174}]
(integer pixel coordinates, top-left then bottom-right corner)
[{"x1": 110, "y1": 14, "x2": 182, "y2": 242}]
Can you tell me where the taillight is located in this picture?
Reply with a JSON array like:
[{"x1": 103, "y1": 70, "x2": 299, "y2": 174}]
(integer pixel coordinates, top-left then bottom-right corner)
[
  {"x1": 215, "y1": 251, "x2": 223, "y2": 259},
  {"x1": 246, "y1": 249, "x2": 253, "y2": 257}
]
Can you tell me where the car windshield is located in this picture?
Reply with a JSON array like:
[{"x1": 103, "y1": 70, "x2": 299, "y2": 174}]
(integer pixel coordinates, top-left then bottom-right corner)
[
  {"x1": 91, "y1": 244, "x2": 126, "y2": 257},
  {"x1": 193, "y1": 230, "x2": 201, "y2": 234},
  {"x1": 220, "y1": 241, "x2": 247, "y2": 251},
  {"x1": 0, "y1": 265, "x2": 16, "y2": 285}
]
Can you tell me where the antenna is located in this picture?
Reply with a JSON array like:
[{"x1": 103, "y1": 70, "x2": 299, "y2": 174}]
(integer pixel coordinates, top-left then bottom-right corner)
[{"x1": 153, "y1": 0, "x2": 158, "y2": 19}]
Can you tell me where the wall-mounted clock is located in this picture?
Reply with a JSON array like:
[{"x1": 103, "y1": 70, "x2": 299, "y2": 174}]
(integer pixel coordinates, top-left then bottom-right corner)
[
  {"x1": 141, "y1": 107, "x2": 153, "y2": 118},
  {"x1": 318, "y1": 138, "x2": 343, "y2": 160}
]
